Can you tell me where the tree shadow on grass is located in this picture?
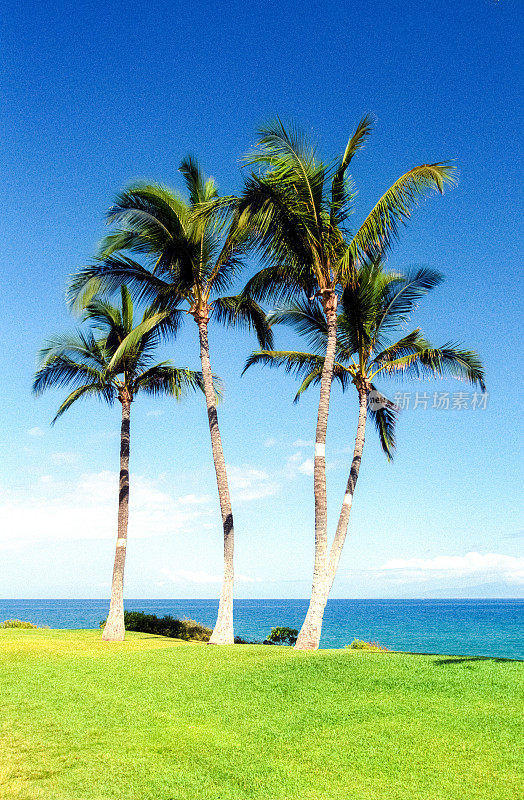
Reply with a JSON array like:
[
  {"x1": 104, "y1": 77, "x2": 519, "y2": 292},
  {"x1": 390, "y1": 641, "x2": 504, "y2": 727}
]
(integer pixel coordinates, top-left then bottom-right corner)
[{"x1": 433, "y1": 655, "x2": 521, "y2": 665}]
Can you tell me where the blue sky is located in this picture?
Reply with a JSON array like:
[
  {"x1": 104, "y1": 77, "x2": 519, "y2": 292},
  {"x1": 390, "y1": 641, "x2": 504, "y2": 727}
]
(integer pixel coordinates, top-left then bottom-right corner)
[{"x1": 0, "y1": 0, "x2": 522, "y2": 599}]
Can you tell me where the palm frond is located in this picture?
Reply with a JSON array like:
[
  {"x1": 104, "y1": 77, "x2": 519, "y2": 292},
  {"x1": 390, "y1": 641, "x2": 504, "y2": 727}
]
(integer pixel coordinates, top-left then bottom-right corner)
[
  {"x1": 81, "y1": 297, "x2": 123, "y2": 334},
  {"x1": 179, "y1": 155, "x2": 207, "y2": 206},
  {"x1": 368, "y1": 384, "x2": 397, "y2": 460},
  {"x1": 120, "y1": 285, "x2": 133, "y2": 332},
  {"x1": 269, "y1": 299, "x2": 327, "y2": 353},
  {"x1": 106, "y1": 310, "x2": 174, "y2": 373},
  {"x1": 134, "y1": 365, "x2": 213, "y2": 399},
  {"x1": 35, "y1": 330, "x2": 107, "y2": 372},
  {"x1": 179, "y1": 155, "x2": 218, "y2": 208},
  {"x1": 205, "y1": 211, "x2": 250, "y2": 296},
  {"x1": 67, "y1": 256, "x2": 172, "y2": 309},
  {"x1": 242, "y1": 263, "x2": 315, "y2": 306},
  {"x1": 102, "y1": 185, "x2": 198, "y2": 290},
  {"x1": 51, "y1": 384, "x2": 115, "y2": 424},
  {"x1": 293, "y1": 362, "x2": 353, "y2": 403},
  {"x1": 339, "y1": 261, "x2": 392, "y2": 353},
  {"x1": 191, "y1": 194, "x2": 240, "y2": 227},
  {"x1": 247, "y1": 118, "x2": 319, "y2": 176},
  {"x1": 340, "y1": 113, "x2": 375, "y2": 169},
  {"x1": 106, "y1": 184, "x2": 189, "y2": 242},
  {"x1": 79, "y1": 297, "x2": 127, "y2": 356},
  {"x1": 206, "y1": 249, "x2": 244, "y2": 296},
  {"x1": 377, "y1": 343, "x2": 486, "y2": 390},
  {"x1": 212, "y1": 295, "x2": 273, "y2": 348},
  {"x1": 99, "y1": 230, "x2": 162, "y2": 259},
  {"x1": 372, "y1": 329, "x2": 426, "y2": 366},
  {"x1": 140, "y1": 304, "x2": 182, "y2": 345},
  {"x1": 248, "y1": 119, "x2": 327, "y2": 232},
  {"x1": 349, "y1": 164, "x2": 457, "y2": 262},
  {"x1": 33, "y1": 355, "x2": 108, "y2": 396},
  {"x1": 330, "y1": 114, "x2": 374, "y2": 229},
  {"x1": 243, "y1": 349, "x2": 325, "y2": 380},
  {"x1": 236, "y1": 174, "x2": 318, "y2": 280},
  {"x1": 292, "y1": 366, "x2": 323, "y2": 403},
  {"x1": 376, "y1": 266, "x2": 444, "y2": 334}
]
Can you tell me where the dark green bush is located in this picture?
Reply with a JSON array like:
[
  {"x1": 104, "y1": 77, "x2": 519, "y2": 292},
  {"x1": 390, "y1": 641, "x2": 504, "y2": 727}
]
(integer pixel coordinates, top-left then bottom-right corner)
[
  {"x1": 124, "y1": 611, "x2": 212, "y2": 641},
  {"x1": 100, "y1": 611, "x2": 212, "y2": 641},
  {"x1": 234, "y1": 635, "x2": 260, "y2": 644},
  {"x1": 266, "y1": 626, "x2": 298, "y2": 646},
  {"x1": 346, "y1": 639, "x2": 389, "y2": 651},
  {"x1": 1, "y1": 619, "x2": 38, "y2": 629}
]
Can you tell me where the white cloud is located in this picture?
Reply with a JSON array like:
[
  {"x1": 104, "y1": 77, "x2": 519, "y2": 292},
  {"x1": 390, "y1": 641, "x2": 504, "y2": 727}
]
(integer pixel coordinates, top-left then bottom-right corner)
[
  {"x1": 227, "y1": 465, "x2": 280, "y2": 503},
  {"x1": 378, "y1": 552, "x2": 524, "y2": 585},
  {"x1": 27, "y1": 427, "x2": 45, "y2": 437},
  {"x1": 161, "y1": 568, "x2": 259, "y2": 584},
  {"x1": 264, "y1": 437, "x2": 277, "y2": 448},
  {"x1": 298, "y1": 457, "x2": 314, "y2": 476},
  {"x1": 177, "y1": 493, "x2": 212, "y2": 506},
  {"x1": 504, "y1": 530, "x2": 524, "y2": 540},
  {"x1": 50, "y1": 451, "x2": 80, "y2": 466},
  {"x1": 236, "y1": 574, "x2": 256, "y2": 583},
  {"x1": 0, "y1": 471, "x2": 214, "y2": 547},
  {"x1": 146, "y1": 409, "x2": 164, "y2": 417},
  {"x1": 162, "y1": 568, "x2": 222, "y2": 584},
  {"x1": 286, "y1": 452, "x2": 334, "y2": 478},
  {"x1": 293, "y1": 439, "x2": 314, "y2": 448}
]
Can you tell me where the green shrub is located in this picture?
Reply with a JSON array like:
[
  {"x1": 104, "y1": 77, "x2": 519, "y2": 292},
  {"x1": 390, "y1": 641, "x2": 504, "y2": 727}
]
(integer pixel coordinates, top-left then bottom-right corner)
[
  {"x1": 100, "y1": 611, "x2": 212, "y2": 641},
  {"x1": 346, "y1": 639, "x2": 389, "y2": 651},
  {"x1": 266, "y1": 627, "x2": 298, "y2": 646},
  {"x1": 1, "y1": 619, "x2": 38, "y2": 629}
]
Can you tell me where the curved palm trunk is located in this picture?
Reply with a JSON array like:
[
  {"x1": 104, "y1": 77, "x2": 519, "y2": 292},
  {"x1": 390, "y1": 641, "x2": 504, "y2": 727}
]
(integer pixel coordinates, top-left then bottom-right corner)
[
  {"x1": 102, "y1": 398, "x2": 131, "y2": 642},
  {"x1": 295, "y1": 294, "x2": 338, "y2": 650},
  {"x1": 295, "y1": 387, "x2": 368, "y2": 650},
  {"x1": 327, "y1": 387, "x2": 368, "y2": 582},
  {"x1": 196, "y1": 318, "x2": 235, "y2": 645}
]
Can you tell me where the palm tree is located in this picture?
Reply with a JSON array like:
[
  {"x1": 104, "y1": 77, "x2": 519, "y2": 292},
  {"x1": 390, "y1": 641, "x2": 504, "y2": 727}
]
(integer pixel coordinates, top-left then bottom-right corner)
[
  {"x1": 67, "y1": 159, "x2": 272, "y2": 644},
  {"x1": 33, "y1": 287, "x2": 207, "y2": 642},
  {"x1": 223, "y1": 117, "x2": 457, "y2": 647},
  {"x1": 245, "y1": 261, "x2": 485, "y2": 649}
]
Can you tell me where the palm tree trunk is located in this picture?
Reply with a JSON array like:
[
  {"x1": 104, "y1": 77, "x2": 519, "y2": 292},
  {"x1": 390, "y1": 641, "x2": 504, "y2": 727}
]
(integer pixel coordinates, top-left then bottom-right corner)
[
  {"x1": 102, "y1": 397, "x2": 131, "y2": 642},
  {"x1": 327, "y1": 387, "x2": 368, "y2": 583},
  {"x1": 295, "y1": 293, "x2": 338, "y2": 650},
  {"x1": 196, "y1": 317, "x2": 235, "y2": 645},
  {"x1": 295, "y1": 386, "x2": 367, "y2": 650}
]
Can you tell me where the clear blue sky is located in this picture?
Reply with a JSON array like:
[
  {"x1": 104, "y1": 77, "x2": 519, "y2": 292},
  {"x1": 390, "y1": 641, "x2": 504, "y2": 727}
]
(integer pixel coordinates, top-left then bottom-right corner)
[{"x1": 0, "y1": 0, "x2": 522, "y2": 599}]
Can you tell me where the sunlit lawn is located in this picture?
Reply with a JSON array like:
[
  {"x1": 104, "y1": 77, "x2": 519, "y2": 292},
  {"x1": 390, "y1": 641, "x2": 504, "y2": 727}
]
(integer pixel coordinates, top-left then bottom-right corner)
[{"x1": 0, "y1": 628, "x2": 521, "y2": 799}]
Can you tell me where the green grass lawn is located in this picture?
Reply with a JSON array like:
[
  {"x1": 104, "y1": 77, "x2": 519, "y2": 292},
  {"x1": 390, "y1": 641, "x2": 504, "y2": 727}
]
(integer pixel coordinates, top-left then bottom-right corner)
[{"x1": 0, "y1": 629, "x2": 522, "y2": 800}]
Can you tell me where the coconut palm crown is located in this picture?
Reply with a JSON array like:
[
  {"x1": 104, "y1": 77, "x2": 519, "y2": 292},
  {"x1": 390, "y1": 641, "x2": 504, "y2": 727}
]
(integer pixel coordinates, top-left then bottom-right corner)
[
  {"x1": 246, "y1": 261, "x2": 485, "y2": 458},
  {"x1": 245, "y1": 261, "x2": 485, "y2": 649},
  {"x1": 34, "y1": 286, "x2": 206, "y2": 415},
  {"x1": 235, "y1": 117, "x2": 457, "y2": 304},
  {"x1": 66, "y1": 158, "x2": 272, "y2": 645},
  {"x1": 68, "y1": 157, "x2": 273, "y2": 346},
  {"x1": 33, "y1": 286, "x2": 209, "y2": 641},
  {"x1": 214, "y1": 117, "x2": 457, "y2": 648}
]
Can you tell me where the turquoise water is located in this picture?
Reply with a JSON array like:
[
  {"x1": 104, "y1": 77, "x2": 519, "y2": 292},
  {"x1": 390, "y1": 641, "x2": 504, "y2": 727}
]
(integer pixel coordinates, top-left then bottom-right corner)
[{"x1": 1, "y1": 599, "x2": 522, "y2": 659}]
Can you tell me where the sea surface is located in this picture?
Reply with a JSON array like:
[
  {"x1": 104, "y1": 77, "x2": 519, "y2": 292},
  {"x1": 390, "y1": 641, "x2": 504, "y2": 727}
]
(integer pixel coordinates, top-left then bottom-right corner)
[{"x1": 1, "y1": 599, "x2": 522, "y2": 659}]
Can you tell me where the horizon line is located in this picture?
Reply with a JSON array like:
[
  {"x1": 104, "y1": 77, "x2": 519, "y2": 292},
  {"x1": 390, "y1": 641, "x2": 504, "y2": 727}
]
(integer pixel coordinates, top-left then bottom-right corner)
[{"x1": 2, "y1": 597, "x2": 522, "y2": 602}]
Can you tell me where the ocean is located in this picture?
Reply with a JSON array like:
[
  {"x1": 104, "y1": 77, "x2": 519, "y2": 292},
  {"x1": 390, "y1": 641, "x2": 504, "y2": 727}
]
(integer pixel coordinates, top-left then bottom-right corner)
[{"x1": 1, "y1": 598, "x2": 522, "y2": 659}]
